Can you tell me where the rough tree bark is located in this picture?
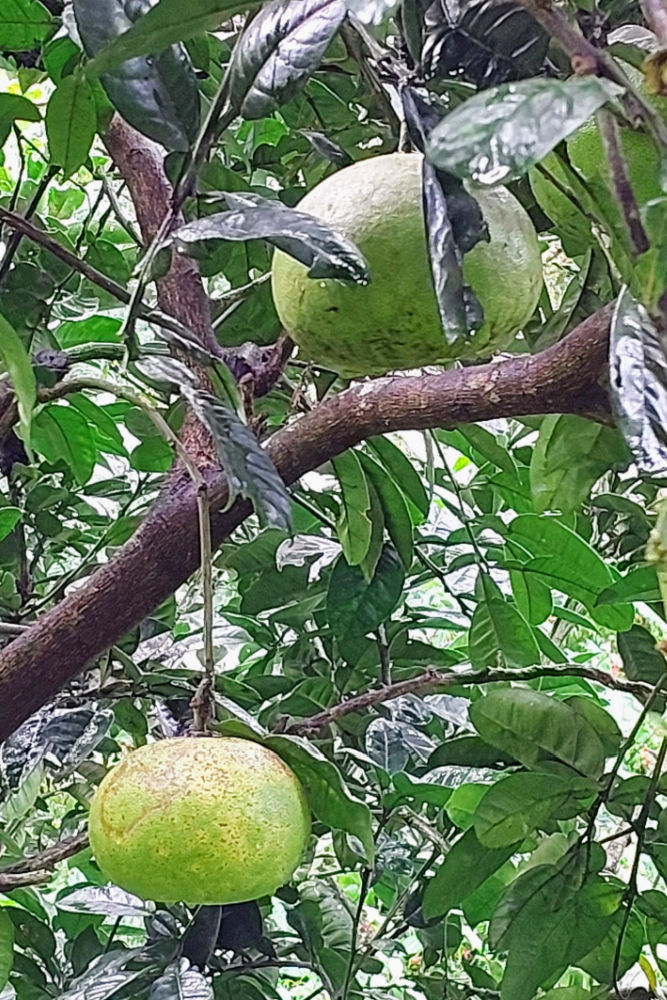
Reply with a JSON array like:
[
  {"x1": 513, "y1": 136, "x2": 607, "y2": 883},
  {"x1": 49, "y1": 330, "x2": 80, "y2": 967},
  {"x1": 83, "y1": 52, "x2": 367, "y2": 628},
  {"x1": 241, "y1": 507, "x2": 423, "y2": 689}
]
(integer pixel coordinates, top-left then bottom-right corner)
[{"x1": 0, "y1": 122, "x2": 614, "y2": 743}]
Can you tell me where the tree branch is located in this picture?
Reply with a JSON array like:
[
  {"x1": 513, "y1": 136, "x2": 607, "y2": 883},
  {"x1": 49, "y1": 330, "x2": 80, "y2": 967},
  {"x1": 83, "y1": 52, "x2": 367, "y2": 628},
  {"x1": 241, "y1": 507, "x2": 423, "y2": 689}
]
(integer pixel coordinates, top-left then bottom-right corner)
[
  {"x1": 0, "y1": 304, "x2": 612, "y2": 741},
  {"x1": 284, "y1": 661, "x2": 652, "y2": 734}
]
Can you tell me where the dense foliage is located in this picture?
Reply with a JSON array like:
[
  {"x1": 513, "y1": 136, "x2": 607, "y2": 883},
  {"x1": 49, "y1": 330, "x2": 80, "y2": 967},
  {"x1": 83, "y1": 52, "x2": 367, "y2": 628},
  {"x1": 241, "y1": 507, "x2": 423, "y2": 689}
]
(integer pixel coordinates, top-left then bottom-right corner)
[{"x1": 1, "y1": 1, "x2": 667, "y2": 999}]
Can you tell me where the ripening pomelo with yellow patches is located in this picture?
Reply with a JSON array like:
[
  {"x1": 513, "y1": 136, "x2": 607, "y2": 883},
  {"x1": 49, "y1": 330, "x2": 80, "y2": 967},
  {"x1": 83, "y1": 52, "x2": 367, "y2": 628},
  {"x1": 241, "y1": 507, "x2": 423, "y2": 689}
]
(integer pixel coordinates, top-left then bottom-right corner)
[
  {"x1": 271, "y1": 153, "x2": 543, "y2": 377},
  {"x1": 88, "y1": 737, "x2": 310, "y2": 905}
]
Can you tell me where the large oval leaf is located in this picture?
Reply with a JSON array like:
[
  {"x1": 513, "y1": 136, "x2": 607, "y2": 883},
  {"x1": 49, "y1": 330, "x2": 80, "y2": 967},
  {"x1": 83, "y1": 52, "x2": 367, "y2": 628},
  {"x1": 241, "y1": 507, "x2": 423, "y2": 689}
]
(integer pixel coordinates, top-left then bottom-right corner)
[
  {"x1": 74, "y1": 0, "x2": 200, "y2": 151},
  {"x1": 227, "y1": 0, "x2": 347, "y2": 119},
  {"x1": 469, "y1": 688, "x2": 606, "y2": 778},
  {"x1": 174, "y1": 192, "x2": 369, "y2": 283},
  {"x1": 0, "y1": 909, "x2": 14, "y2": 993},
  {"x1": 426, "y1": 75, "x2": 622, "y2": 185}
]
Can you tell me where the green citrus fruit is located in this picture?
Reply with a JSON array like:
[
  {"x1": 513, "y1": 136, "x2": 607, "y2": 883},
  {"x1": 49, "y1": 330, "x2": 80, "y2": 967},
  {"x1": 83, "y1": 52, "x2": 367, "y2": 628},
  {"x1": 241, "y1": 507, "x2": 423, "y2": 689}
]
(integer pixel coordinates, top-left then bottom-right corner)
[
  {"x1": 271, "y1": 152, "x2": 543, "y2": 377},
  {"x1": 530, "y1": 64, "x2": 667, "y2": 253},
  {"x1": 88, "y1": 737, "x2": 310, "y2": 905}
]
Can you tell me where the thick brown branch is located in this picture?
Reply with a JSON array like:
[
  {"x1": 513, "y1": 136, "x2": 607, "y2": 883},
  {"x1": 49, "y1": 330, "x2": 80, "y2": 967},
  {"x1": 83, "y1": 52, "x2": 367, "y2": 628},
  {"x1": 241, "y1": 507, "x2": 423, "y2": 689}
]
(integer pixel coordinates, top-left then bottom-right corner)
[
  {"x1": 0, "y1": 305, "x2": 612, "y2": 741},
  {"x1": 285, "y1": 662, "x2": 651, "y2": 734}
]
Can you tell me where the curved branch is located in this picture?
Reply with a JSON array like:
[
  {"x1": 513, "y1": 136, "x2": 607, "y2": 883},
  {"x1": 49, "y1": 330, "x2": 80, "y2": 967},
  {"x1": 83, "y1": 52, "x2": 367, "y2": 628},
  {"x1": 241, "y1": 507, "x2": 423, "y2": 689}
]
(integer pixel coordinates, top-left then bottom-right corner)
[{"x1": 0, "y1": 305, "x2": 611, "y2": 741}]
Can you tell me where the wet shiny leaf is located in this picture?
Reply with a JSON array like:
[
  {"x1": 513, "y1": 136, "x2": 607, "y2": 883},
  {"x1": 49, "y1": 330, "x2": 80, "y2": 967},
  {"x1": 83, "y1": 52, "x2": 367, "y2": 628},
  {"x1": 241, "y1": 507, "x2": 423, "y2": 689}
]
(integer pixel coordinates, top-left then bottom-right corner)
[{"x1": 426, "y1": 75, "x2": 623, "y2": 185}]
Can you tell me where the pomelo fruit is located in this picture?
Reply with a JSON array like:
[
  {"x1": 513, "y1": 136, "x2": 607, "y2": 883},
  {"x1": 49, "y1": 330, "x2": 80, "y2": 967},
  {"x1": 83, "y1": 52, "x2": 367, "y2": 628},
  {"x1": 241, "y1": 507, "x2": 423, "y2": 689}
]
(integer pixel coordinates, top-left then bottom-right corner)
[
  {"x1": 529, "y1": 63, "x2": 667, "y2": 254},
  {"x1": 88, "y1": 737, "x2": 310, "y2": 905},
  {"x1": 271, "y1": 152, "x2": 543, "y2": 377}
]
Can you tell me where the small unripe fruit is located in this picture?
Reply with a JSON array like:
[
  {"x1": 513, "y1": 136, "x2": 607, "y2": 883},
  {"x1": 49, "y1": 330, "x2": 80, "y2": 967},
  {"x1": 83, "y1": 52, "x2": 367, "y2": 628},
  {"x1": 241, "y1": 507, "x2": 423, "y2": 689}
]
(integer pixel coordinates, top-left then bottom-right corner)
[{"x1": 89, "y1": 738, "x2": 310, "y2": 905}]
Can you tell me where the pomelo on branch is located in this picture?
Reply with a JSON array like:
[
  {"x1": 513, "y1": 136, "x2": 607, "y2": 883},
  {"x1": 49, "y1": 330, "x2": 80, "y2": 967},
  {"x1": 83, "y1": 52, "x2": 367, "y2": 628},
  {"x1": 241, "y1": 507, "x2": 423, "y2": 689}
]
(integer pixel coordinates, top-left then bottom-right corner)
[
  {"x1": 88, "y1": 737, "x2": 310, "y2": 905},
  {"x1": 529, "y1": 63, "x2": 667, "y2": 254},
  {"x1": 271, "y1": 152, "x2": 543, "y2": 377}
]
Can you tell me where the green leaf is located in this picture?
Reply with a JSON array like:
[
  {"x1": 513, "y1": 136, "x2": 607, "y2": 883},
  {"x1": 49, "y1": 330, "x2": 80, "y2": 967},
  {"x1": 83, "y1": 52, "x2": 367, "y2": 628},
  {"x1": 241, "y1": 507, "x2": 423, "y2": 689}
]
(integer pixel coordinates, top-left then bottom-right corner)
[
  {"x1": 490, "y1": 869, "x2": 616, "y2": 1000},
  {"x1": 32, "y1": 403, "x2": 96, "y2": 485},
  {"x1": 474, "y1": 771, "x2": 594, "y2": 848},
  {"x1": 148, "y1": 959, "x2": 212, "y2": 1000},
  {"x1": 332, "y1": 451, "x2": 372, "y2": 566},
  {"x1": 326, "y1": 545, "x2": 404, "y2": 640},
  {"x1": 180, "y1": 386, "x2": 292, "y2": 531},
  {"x1": 506, "y1": 514, "x2": 633, "y2": 630},
  {"x1": 509, "y1": 569, "x2": 552, "y2": 625},
  {"x1": 0, "y1": 507, "x2": 21, "y2": 542},
  {"x1": 85, "y1": 0, "x2": 259, "y2": 76},
  {"x1": 0, "y1": 92, "x2": 40, "y2": 146},
  {"x1": 46, "y1": 72, "x2": 97, "y2": 179},
  {"x1": 0, "y1": 314, "x2": 36, "y2": 450},
  {"x1": 0, "y1": 909, "x2": 14, "y2": 992},
  {"x1": 618, "y1": 625, "x2": 667, "y2": 684},
  {"x1": 469, "y1": 594, "x2": 540, "y2": 669},
  {"x1": 530, "y1": 415, "x2": 629, "y2": 513},
  {"x1": 596, "y1": 563, "x2": 661, "y2": 605},
  {"x1": 358, "y1": 452, "x2": 414, "y2": 569},
  {"x1": 443, "y1": 425, "x2": 517, "y2": 477},
  {"x1": 426, "y1": 76, "x2": 622, "y2": 185},
  {"x1": 469, "y1": 688, "x2": 606, "y2": 778},
  {"x1": 423, "y1": 829, "x2": 517, "y2": 920},
  {"x1": 74, "y1": 0, "x2": 201, "y2": 152},
  {"x1": 367, "y1": 435, "x2": 429, "y2": 523},
  {"x1": 0, "y1": 0, "x2": 53, "y2": 51}
]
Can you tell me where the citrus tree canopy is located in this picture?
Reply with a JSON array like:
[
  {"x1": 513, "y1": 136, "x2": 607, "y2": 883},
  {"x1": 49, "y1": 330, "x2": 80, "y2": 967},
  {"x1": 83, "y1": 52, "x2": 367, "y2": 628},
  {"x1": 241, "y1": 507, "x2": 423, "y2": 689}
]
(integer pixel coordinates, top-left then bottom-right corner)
[{"x1": 1, "y1": 2, "x2": 667, "y2": 1000}]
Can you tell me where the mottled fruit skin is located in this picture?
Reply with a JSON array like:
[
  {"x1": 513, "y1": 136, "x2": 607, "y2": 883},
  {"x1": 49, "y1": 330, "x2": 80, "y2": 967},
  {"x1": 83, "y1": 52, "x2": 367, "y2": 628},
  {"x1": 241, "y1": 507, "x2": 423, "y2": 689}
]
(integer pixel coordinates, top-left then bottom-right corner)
[
  {"x1": 89, "y1": 738, "x2": 310, "y2": 905},
  {"x1": 271, "y1": 153, "x2": 543, "y2": 377}
]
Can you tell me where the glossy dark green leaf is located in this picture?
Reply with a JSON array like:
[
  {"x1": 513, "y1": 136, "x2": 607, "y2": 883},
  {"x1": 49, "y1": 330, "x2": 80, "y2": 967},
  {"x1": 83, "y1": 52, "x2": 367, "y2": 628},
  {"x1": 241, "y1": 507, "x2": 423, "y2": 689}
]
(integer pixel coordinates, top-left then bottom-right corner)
[
  {"x1": 326, "y1": 545, "x2": 405, "y2": 640},
  {"x1": 506, "y1": 514, "x2": 634, "y2": 631},
  {"x1": 148, "y1": 959, "x2": 213, "y2": 1000},
  {"x1": 617, "y1": 624, "x2": 667, "y2": 684},
  {"x1": 0, "y1": 909, "x2": 13, "y2": 993},
  {"x1": 609, "y1": 287, "x2": 667, "y2": 475},
  {"x1": 46, "y1": 73, "x2": 97, "y2": 179},
  {"x1": 489, "y1": 869, "x2": 616, "y2": 1000},
  {"x1": 530, "y1": 415, "x2": 629, "y2": 513},
  {"x1": 358, "y1": 452, "x2": 414, "y2": 569},
  {"x1": 426, "y1": 76, "x2": 622, "y2": 185},
  {"x1": 174, "y1": 192, "x2": 369, "y2": 283},
  {"x1": 423, "y1": 829, "x2": 517, "y2": 920},
  {"x1": 227, "y1": 0, "x2": 347, "y2": 119},
  {"x1": 422, "y1": 0, "x2": 548, "y2": 87},
  {"x1": 301, "y1": 129, "x2": 352, "y2": 166},
  {"x1": 0, "y1": 0, "x2": 53, "y2": 50},
  {"x1": 470, "y1": 688, "x2": 606, "y2": 778},
  {"x1": 468, "y1": 595, "x2": 540, "y2": 669},
  {"x1": 367, "y1": 435, "x2": 429, "y2": 523},
  {"x1": 402, "y1": 84, "x2": 485, "y2": 345},
  {"x1": 596, "y1": 563, "x2": 661, "y2": 605},
  {"x1": 74, "y1": 0, "x2": 200, "y2": 151},
  {"x1": 0, "y1": 314, "x2": 36, "y2": 450},
  {"x1": 86, "y1": 0, "x2": 258, "y2": 74},
  {"x1": 0, "y1": 93, "x2": 40, "y2": 129},
  {"x1": 332, "y1": 451, "x2": 372, "y2": 566},
  {"x1": 474, "y1": 771, "x2": 595, "y2": 847},
  {"x1": 179, "y1": 385, "x2": 291, "y2": 531},
  {"x1": 32, "y1": 404, "x2": 96, "y2": 485},
  {"x1": 509, "y1": 569, "x2": 552, "y2": 625}
]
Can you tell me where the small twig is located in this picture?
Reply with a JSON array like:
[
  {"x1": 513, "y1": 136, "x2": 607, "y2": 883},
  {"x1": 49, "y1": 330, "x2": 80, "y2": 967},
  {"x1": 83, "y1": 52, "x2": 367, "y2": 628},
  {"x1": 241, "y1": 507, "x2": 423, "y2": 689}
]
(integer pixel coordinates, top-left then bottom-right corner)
[
  {"x1": 596, "y1": 108, "x2": 650, "y2": 256},
  {"x1": 0, "y1": 869, "x2": 52, "y2": 890},
  {"x1": 612, "y1": 736, "x2": 667, "y2": 996},
  {"x1": 0, "y1": 207, "x2": 220, "y2": 357},
  {"x1": 190, "y1": 486, "x2": 215, "y2": 733},
  {"x1": 0, "y1": 167, "x2": 56, "y2": 287},
  {"x1": 286, "y1": 664, "x2": 653, "y2": 734},
  {"x1": 377, "y1": 624, "x2": 391, "y2": 686},
  {"x1": 0, "y1": 830, "x2": 88, "y2": 877},
  {"x1": 341, "y1": 867, "x2": 372, "y2": 1000},
  {"x1": 211, "y1": 272, "x2": 271, "y2": 317}
]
